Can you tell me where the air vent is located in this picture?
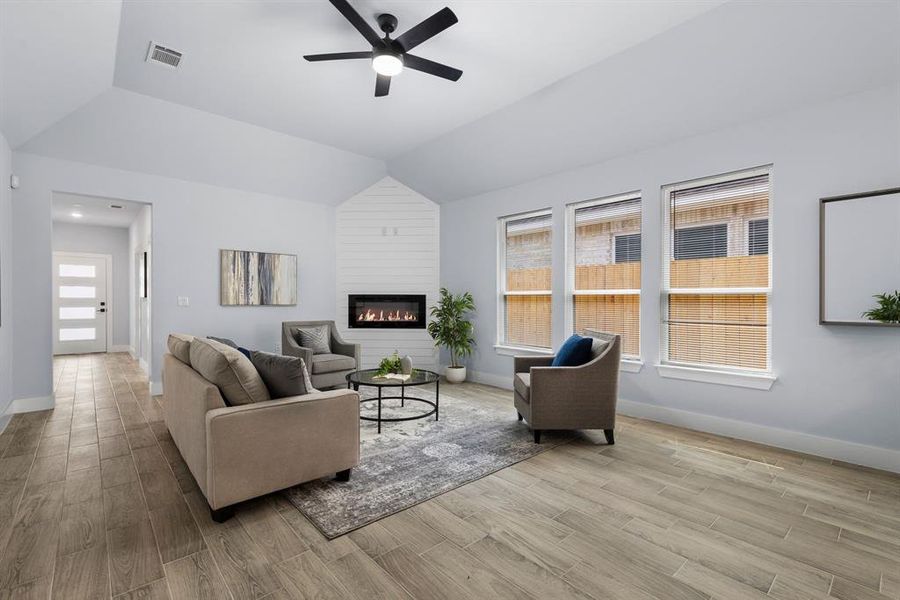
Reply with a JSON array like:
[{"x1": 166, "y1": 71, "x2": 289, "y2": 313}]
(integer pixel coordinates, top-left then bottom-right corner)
[
  {"x1": 109, "y1": 204, "x2": 124, "y2": 210},
  {"x1": 146, "y1": 42, "x2": 182, "y2": 68}
]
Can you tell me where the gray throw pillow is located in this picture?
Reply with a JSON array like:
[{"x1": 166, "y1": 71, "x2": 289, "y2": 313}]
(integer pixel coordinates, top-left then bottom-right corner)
[
  {"x1": 250, "y1": 351, "x2": 317, "y2": 398},
  {"x1": 294, "y1": 325, "x2": 331, "y2": 354},
  {"x1": 208, "y1": 336, "x2": 238, "y2": 349}
]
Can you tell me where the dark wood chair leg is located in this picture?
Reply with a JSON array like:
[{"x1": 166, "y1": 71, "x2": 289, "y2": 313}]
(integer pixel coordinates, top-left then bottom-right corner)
[
  {"x1": 517, "y1": 412, "x2": 523, "y2": 421},
  {"x1": 533, "y1": 430, "x2": 542, "y2": 444},
  {"x1": 335, "y1": 468, "x2": 352, "y2": 482},
  {"x1": 210, "y1": 505, "x2": 234, "y2": 523},
  {"x1": 604, "y1": 429, "x2": 615, "y2": 445}
]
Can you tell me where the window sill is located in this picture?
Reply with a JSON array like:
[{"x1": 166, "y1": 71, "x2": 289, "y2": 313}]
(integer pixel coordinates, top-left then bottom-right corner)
[
  {"x1": 494, "y1": 344, "x2": 554, "y2": 357},
  {"x1": 655, "y1": 363, "x2": 776, "y2": 390},
  {"x1": 620, "y1": 359, "x2": 643, "y2": 373}
]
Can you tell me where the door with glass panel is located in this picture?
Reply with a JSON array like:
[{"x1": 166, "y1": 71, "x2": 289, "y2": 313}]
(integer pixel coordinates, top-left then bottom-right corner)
[{"x1": 53, "y1": 253, "x2": 108, "y2": 355}]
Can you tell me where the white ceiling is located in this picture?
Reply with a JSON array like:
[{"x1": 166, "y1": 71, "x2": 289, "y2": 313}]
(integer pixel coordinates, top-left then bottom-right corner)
[
  {"x1": 0, "y1": 0, "x2": 121, "y2": 148},
  {"x1": 52, "y1": 192, "x2": 146, "y2": 228},
  {"x1": 111, "y1": 0, "x2": 723, "y2": 159}
]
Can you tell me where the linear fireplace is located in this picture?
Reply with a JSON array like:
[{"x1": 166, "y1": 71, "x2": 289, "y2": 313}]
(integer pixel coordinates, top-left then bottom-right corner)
[{"x1": 348, "y1": 294, "x2": 427, "y2": 329}]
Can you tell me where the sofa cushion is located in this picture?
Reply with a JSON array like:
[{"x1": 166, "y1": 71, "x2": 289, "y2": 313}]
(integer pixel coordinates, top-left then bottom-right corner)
[
  {"x1": 189, "y1": 338, "x2": 271, "y2": 406},
  {"x1": 167, "y1": 334, "x2": 194, "y2": 365},
  {"x1": 514, "y1": 373, "x2": 531, "y2": 403},
  {"x1": 250, "y1": 351, "x2": 317, "y2": 398},
  {"x1": 294, "y1": 325, "x2": 331, "y2": 354},
  {"x1": 310, "y1": 353, "x2": 356, "y2": 374},
  {"x1": 552, "y1": 334, "x2": 594, "y2": 367}
]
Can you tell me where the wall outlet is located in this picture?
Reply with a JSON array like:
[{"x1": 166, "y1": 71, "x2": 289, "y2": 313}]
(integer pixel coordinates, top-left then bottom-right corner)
[
  {"x1": 177, "y1": 296, "x2": 190, "y2": 307},
  {"x1": 274, "y1": 342, "x2": 281, "y2": 353}
]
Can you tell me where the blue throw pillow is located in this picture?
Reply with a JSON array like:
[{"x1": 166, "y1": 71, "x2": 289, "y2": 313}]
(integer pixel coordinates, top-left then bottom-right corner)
[{"x1": 552, "y1": 334, "x2": 594, "y2": 367}]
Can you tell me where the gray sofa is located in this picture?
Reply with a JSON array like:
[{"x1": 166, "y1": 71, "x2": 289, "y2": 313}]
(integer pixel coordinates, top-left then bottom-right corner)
[
  {"x1": 282, "y1": 320, "x2": 361, "y2": 389},
  {"x1": 163, "y1": 349, "x2": 360, "y2": 523},
  {"x1": 513, "y1": 330, "x2": 621, "y2": 444}
]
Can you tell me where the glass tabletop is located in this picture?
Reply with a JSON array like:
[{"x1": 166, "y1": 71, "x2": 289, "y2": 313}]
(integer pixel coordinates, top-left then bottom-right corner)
[{"x1": 346, "y1": 369, "x2": 440, "y2": 387}]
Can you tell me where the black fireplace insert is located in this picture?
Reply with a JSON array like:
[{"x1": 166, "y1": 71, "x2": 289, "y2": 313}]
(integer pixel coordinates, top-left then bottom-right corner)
[{"x1": 348, "y1": 294, "x2": 427, "y2": 329}]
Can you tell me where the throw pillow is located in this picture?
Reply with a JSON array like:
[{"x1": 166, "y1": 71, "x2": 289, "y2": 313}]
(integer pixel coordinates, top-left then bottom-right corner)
[
  {"x1": 250, "y1": 351, "x2": 317, "y2": 399},
  {"x1": 190, "y1": 337, "x2": 271, "y2": 406},
  {"x1": 552, "y1": 334, "x2": 594, "y2": 367},
  {"x1": 208, "y1": 336, "x2": 238, "y2": 348},
  {"x1": 294, "y1": 325, "x2": 331, "y2": 354},
  {"x1": 167, "y1": 333, "x2": 194, "y2": 365}
]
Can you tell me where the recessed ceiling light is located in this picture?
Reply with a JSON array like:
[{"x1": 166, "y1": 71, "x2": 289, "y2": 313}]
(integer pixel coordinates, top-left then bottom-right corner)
[
  {"x1": 71, "y1": 212, "x2": 83, "y2": 218},
  {"x1": 73, "y1": 203, "x2": 83, "y2": 208}
]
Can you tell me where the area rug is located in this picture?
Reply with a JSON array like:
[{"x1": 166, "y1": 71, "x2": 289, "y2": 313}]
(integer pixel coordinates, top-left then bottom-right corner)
[{"x1": 282, "y1": 382, "x2": 571, "y2": 538}]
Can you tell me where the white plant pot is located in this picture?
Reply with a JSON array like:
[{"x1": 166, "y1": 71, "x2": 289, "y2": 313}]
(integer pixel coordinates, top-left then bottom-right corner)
[{"x1": 444, "y1": 365, "x2": 467, "y2": 383}]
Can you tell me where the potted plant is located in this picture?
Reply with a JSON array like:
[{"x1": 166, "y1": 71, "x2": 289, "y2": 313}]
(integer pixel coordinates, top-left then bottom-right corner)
[
  {"x1": 862, "y1": 291, "x2": 900, "y2": 323},
  {"x1": 427, "y1": 287, "x2": 475, "y2": 383}
]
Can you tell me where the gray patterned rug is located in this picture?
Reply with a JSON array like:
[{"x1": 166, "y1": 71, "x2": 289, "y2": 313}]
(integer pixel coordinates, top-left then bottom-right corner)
[{"x1": 282, "y1": 382, "x2": 571, "y2": 538}]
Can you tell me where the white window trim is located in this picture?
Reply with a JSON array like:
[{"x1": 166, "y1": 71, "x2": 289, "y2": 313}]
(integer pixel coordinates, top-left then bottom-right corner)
[
  {"x1": 660, "y1": 165, "x2": 775, "y2": 379},
  {"x1": 565, "y1": 191, "x2": 642, "y2": 361},
  {"x1": 497, "y1": 209, "x2": 553, "y2": 352}
]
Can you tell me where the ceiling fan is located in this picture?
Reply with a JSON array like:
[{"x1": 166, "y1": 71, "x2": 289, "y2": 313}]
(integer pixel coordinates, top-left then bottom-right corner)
[{"x1": 304, "y1": 0, "x2": 462, "y2": 97}]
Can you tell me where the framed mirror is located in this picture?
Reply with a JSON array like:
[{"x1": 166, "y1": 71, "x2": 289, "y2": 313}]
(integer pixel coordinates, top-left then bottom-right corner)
[{"x1": 820, "y1": 187, "x2": 900, "y2": 326}]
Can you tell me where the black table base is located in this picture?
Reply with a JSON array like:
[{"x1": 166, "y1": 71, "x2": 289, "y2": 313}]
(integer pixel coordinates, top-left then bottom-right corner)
[{"x1": 348, "y1": 379, "x2": 440, "y2": 434}]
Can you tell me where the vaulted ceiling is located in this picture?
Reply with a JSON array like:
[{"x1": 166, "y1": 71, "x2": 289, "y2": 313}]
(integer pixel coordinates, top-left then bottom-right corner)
[{"x1": 2, "y1": 0, "x2": 898, "y2": 204}]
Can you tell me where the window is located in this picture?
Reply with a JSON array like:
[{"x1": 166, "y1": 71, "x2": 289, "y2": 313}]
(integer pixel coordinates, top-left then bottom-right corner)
[
  {"x1": 674, "y1": 224, "x2": 727, "y2": 259},
  {"x1": 748, "y1": 218, "x2": 769, "y2": 256},
  {"x1": 614, "y1": 233, "x2": 641, "y2": 263},
  {"x1": 662, "y1": 169, "x2": 771, "y2": 372},
  {"x1": 567, "y1": 193, "x2": 641, "y2": 358},
  {"x1": 498, "y1": 210, "x2": 552, "y2": 349}
]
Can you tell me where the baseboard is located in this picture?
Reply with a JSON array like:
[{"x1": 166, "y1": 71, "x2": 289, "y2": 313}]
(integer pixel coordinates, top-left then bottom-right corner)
[
  {"x1": 467, "y1": 370, "x2": 514, "y2": 390},
  {"x1": 110, "y1": 345, "x2": 134, "y2": 354},
  {"x1": 6, "y1": 394, "x2": 55, "y2": 415},
  {"x1": 139, "y1": 358, "x2": 150, "y2": 376},
  {"x1": 150, "y1": 381, "x2": 162, "y2": 396},
  {"x1": 618, "y1": 398, "x2": 900, "y2": 474}
]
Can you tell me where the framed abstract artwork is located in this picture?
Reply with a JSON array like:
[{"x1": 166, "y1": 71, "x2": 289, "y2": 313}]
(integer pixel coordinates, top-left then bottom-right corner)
[{"x1": 220, "y1": 249, "x2": 298, "y2": 306}]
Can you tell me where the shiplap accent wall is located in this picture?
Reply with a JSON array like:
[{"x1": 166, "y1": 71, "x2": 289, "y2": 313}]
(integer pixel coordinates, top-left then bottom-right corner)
[{"x1": 336, "y1": 177, "x2": 440, "y2": 370}]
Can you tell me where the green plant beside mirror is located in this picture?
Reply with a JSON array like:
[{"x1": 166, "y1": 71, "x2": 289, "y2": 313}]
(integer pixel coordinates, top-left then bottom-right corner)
[
  {"x1": 427, "y1": 288, "x2": 475, "y2": 383},
  {"x1": 862, "y1": 290, "x2": 900, "y2": 324}
]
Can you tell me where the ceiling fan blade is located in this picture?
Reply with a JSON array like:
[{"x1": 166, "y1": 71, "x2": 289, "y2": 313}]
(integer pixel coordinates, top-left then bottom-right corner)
[
  {"x1": 404, "y1": 54, "x2": 462, "y2": 81},
  {"x1": 304, "y1": 51, "x2": 373, "y2": 62},
  {"x1": 394, "y1": 7, "x2": 458, "y2": 52},
  {"x1": 375, "y1": 73, "x2": 391, "y2": 97},
  {"x1": 328, "y1": 0, "x2": 384, "y2": 48}
]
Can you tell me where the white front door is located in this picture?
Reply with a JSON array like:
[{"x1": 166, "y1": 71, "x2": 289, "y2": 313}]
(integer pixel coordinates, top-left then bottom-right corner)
[{"x1": 53, "y1": 253, "x2": 109, "y2": 355}]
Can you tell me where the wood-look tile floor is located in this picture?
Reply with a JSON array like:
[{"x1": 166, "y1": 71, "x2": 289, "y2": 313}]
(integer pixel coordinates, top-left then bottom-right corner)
[{"x1": 1, "y1": 353, "x2": 898, "y2": 599}]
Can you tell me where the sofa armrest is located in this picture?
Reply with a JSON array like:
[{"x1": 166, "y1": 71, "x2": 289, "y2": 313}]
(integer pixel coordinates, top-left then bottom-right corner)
[
  {"x1": 205, "y1": 389, "x2": 360, "y2": 509},
  {"x1": 331, "y1": 328, "x2": 360, "y2": 365},
  {"x1": 514, "y1": 355, "x2": 555, "y2": 373},
  {"x1": 282, "y1": 333, "x2": 314, "y2": 365}
]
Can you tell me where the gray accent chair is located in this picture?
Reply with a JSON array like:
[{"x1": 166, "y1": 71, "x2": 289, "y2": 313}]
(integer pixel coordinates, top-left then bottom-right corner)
[
  {"x1": 282, "y1": 321, "x2": 361, "y2": 389},
  {"x1": 513, "y1": 330, "x2": 621, "y2": 444}
]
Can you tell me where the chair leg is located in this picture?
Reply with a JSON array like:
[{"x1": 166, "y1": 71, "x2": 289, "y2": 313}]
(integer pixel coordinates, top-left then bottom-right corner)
[
  {"x1": 210, "y1": 505, "x2": 234, "y2": 523},
  {"x1": 517, "y1": 411, "x2": 523, "y2": 421},
  {"x1": 335, "y1": 468, "x2": 352, "y2": 482},
  {"x1": 604, "y1": 429, "x2": 615, "y2": 445},
  {"x1": 533, "y1": 430, "x2": 542, "y2": 444}
]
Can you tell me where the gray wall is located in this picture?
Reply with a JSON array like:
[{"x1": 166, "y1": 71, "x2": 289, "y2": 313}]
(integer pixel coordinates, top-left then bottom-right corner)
[
  {"x1": 12, "y1": 153, "x2": 338, "y2": 397},
  {"x1": 440, "y1": 85, "x2": 900, "y2": 455},
  {"x1": 0, "y1": 132, "x2": 11, "y2": 426},
  {"x1": 51, "y1": 221, "x2": 130, "y2": 347}
]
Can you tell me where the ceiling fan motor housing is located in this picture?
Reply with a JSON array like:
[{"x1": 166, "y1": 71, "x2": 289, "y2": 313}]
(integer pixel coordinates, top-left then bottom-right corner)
[{"x1": 377, "y1": 13, "x2": 398, "y2": 35}]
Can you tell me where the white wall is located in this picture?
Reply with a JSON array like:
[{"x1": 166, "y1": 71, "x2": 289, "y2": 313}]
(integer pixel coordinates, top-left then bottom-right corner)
[
  {"x1": 52, "y1": 221, "x2": 131, "y2": 348},
  {"x1": 440, "y1": 85, "x2": 900, "y2": 467},
  {"x1": 11, "y1": 153, "x2": 338, "y2": 399},
  {"x1": 336, "y1": 178, "x2": 440, "y2": 370},
  {"x1": 0, "y1": 132, "x2": 12, "y2": 427}
]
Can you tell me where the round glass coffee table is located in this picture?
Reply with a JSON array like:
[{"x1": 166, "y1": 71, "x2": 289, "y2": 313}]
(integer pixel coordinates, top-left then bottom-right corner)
[{"x1": 346, "y1": 369, "x2": 440, "y2": 433}]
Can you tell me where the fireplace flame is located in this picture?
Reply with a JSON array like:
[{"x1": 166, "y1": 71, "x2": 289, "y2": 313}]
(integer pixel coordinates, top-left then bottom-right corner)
[{"x1": 357, "y1": 308, "x2": 417, "y2": 322}]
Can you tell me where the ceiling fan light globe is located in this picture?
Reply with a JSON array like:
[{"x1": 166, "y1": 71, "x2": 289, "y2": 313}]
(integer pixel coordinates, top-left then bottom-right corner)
[{"x1": 372, "y1": 53, "x2": 403, "y2": 76}]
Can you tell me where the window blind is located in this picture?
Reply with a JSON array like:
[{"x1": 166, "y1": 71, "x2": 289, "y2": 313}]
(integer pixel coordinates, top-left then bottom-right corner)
[
  {"x1": 663, "y1": 171, "x2": 770, "y2": 371},
  {"x1": 572, "y1": 195, "x2": 641, "y2": 357},
  {"x1": 502, "y1": 212, "x2": 552, "y2": 348}
]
